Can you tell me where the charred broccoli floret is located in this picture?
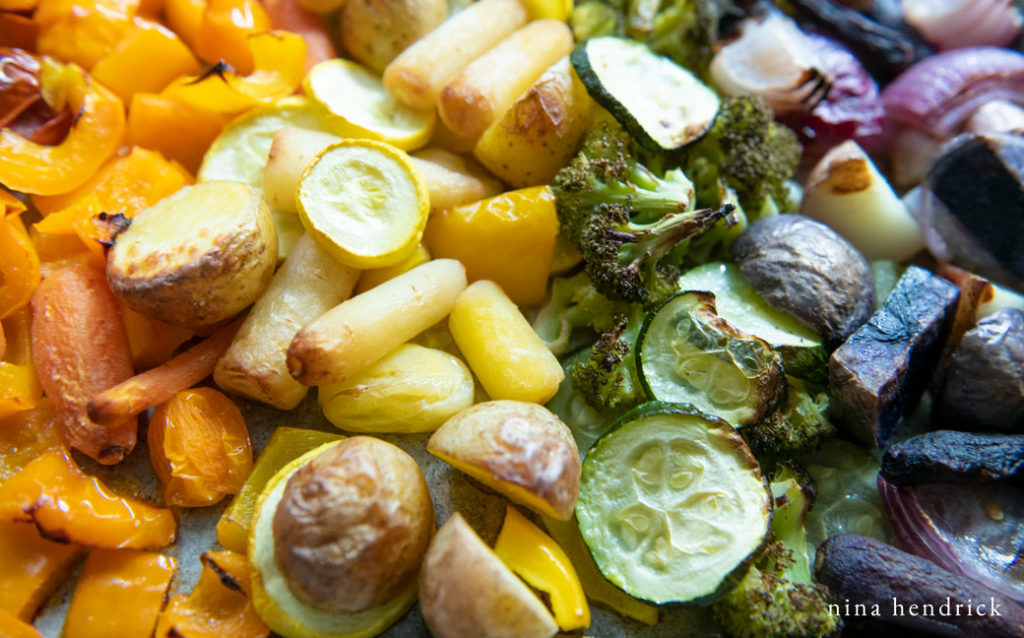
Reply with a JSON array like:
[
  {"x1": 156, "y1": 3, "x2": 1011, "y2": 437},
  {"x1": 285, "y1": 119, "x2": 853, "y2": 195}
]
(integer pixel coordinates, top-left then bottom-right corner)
[
  {"x1": 569, "y1": 304, "x2": 647, "y2": 411},
  {"x1": 555, "y1": 116, "x2": 730, "y2": 305},
  {"x1": 742, "y1": 378, "x2": 837, "y2": 461},
  {"x1": 713, "y1": 465, "x2": 842, "y2": 638},
  {"x1": 532, "y1": 272, "x2": 628, "y2": 356},
  {"x1": 679, "y1": 95, "x2": 801, "y2": 213}
]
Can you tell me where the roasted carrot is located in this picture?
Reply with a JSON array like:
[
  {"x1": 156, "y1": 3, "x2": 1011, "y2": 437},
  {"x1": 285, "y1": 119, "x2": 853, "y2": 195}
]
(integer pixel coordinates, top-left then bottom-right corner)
[
  {"x1": 262, "y1": 0, "x2": 337, "y2": 72},
  {"x1": 30, "y1": 264, "x2": 136, "y2": 465},
  {"x1": 87, "y1": 317, "x2": 243, "y2": 426}
]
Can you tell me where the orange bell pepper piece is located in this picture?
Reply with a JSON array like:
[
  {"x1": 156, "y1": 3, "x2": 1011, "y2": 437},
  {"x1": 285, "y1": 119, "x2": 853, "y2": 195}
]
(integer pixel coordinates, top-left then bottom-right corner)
[
  {"x1": 120, "y1": 303, "x2": 194, "y2": 370},
  {"x1": 33, "y1": 0, "x2": 139, "y2": 69},
  {"x1": 0, "y1": 60, "x2": 124, "y2": 196},
  {"x1": 0, "y1": 400, "x2": 61, "y2": 482},
  {"x1": 31, "y1": 264, "x2": 137, "y2": 464},
  {"x1": 262, "y1": 0, "x2": 337, "y2": 72},
  {"x1": 0, "y1": 521, "x2": 83, "y2": 622},
  {"x1": 163, "y1": 0, "x2": 204, "y2": 49},
  {"x1": 425, "y1": 186, "x2": 560, "y2": 306},
  {"x1": 64, "y1": 549, "x2": 176, "y2": 638},
  {"x1": 155, "y1": 550, "x2": 269, "y2": 638},
  {"x1": 0, "y1": 214, "x2": 41, "y2": 320},
  {"x1": 0, "y1": 307, "x2": 42, "y2": 421},
  {"x1": 0, "y1": 188, "x2": 26, "y2": 217},
  {"x1": 0, "y1": 13, "x2": 38, "y2": 51},
  {"x1": 0, "y1": 448, "x2": 178, "y2": 548},
  {"x1": 126, "y1": 93, "x2": 228, "y2": 173},
  {"x1": 162, "y1": 30, "x2": 306, "y2": 115},
  {"x1": 35, "y1": 145, "x2": 193, "y2": 215},
  {"x1": 147, "y1": 387, "x2": 253, "y2": 507},
  {"x1": 90, "y1": 18, "x2": 200, "y2": 103},
  {"x1": 193, "y1": 0, "x2": 269, "y2": 74},
  {"x1": 0, "y1": 609, "x2": 44, "y2": 638}
]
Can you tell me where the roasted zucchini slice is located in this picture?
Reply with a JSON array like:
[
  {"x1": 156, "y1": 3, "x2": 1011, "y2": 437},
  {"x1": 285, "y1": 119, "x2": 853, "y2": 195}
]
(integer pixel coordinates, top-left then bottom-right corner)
[
  {"x1": 678, "y1": 262, "x2": 828, "y2": 382},
  {"x1": 576, "y1": 402, "x2": 771, "y2": 605},
  {"x1": 637, "y1": 291, "x2": 786, "y2": 427},
  {"x1": 571, "y1": 36, "x2": 719, "y2": 152}
]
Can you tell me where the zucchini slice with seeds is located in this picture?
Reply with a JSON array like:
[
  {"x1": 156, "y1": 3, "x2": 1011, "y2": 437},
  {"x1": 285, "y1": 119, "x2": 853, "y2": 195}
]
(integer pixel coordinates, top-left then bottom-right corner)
[
  {"x1": 571, "y1": 36, "x2": 719, "y2": 152},
  {"x1": 637, "y1": 291, "x2": 786, "y2": 427},
  {"x1": 576, "y1": 402, "x2": 771, "y2": 605},
  {"x1": 678, "y1": 262, "x2": 828, "y2": 382}
]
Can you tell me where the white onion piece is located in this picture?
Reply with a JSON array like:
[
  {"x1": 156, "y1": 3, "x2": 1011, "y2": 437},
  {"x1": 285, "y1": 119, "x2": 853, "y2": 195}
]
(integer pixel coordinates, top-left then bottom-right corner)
[
  {"x1": 800, "y1": 140, "x2": 924, "y2": 261},
  {"x1": 709, "y1": 14, "x2": 832, "y2": 114},
  {"x1": 904, "y1": 0, "x2": 1023, "y2": 51}
]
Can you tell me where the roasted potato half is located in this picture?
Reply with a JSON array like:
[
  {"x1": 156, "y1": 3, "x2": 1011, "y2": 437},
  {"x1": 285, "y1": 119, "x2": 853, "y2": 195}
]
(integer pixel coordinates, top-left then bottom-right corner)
[
  {"x1": 107, "y1": 181, "x2": 277, "y2": 328},
  {"x1": 420, "y1": 513, "x2": 558, "y2": 638},
  {"x1": 339, "y1": 0, "x2": 448, "y2": 74},
  {"x1": 427, "y1": 401, "x2": 581, "y2": 521}
]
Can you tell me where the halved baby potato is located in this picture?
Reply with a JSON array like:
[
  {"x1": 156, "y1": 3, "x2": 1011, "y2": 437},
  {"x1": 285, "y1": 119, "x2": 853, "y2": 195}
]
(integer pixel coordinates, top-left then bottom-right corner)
[
  {"x1": 107, "y1": 181, "x2": 277, "y2": 328},
  {"x1": 427, "y1": 401, "x2": 581, "y2": 521},
  {"x1": 419, "y1": 513, "x2": 558, "y2": 638},
  {"x1": 248, "y1": 439, "x2": 431, "y2": 638}
]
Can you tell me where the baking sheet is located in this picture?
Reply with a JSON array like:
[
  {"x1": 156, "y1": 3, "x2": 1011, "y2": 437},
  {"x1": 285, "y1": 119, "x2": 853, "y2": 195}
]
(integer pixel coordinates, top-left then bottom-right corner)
[{"x1": 32, "y1": 390, "x2": 720, "y2": 637}]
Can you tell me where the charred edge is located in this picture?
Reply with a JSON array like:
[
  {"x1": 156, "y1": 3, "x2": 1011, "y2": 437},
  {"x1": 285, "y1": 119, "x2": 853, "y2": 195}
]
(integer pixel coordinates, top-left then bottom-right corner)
[
  {"x1": 191, "y1": 60, "x2": 236, "y2": 84},
  {"x1": 98, "y1": 444, "x2": 127, "y2": 464},
  {"x1": 95, "y1": 212, "x2": 132, "y2": 250},
  {"x1": 201, "y1": 553, "x2": 245, "y2": 594}
]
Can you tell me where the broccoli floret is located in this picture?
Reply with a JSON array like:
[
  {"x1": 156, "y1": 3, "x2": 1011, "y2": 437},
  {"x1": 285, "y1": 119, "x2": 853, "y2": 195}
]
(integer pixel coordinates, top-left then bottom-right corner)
[
  {"x1": 532, "y1": 271, "x2": 629, "y2": 356},
  {"x1": 679, "y1": 95, "x2": 801, "y2": 213},
  {"x1": 713, "y1": 465, "x2": 843, "y2": 638},
  {"x1": 570, "y1": 0, "x2": 623, "y2": 41},
  {"x1": 569, "y1": 304, "x2": 647, "y2": 411},
  {"x1": 742, "y1": 378, "x2": 837, "y2": 461},
  {"x1": 555, "y1": 116, "x2": 731, "y2": 305}
]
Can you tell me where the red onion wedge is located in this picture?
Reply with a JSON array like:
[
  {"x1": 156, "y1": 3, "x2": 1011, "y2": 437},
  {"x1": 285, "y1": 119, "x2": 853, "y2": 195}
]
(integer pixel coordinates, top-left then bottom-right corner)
[
  {"x1": 881, "y1": 46, "x2": 1024, "y2": 186},
  {"x1": 878, "y1": 474, "x2": 1024, "y2": 603},
  {"x1": 903, "y1": 0, "x2": 1023, "y2": 51}
]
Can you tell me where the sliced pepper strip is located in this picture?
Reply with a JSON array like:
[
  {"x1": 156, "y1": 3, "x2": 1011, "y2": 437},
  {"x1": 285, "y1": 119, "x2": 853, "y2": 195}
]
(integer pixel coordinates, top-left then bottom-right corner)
[
  {"x1": 494, "y1": 505, "x2": 590, "y2": 631},
  {"x1": 0, "y1": 608, "x2": 44, "y2": 638},
  {"x1": 0, "y1": 307, "x2": 42, "y2": 420},
  {"x1": 0, "y1": 188, "x2": 26, "y2": 217},
  {"x1": 64, "y1": 549, "x2": 176, "y2": 638},
  {"x1": 161, "y1": 31, "x2": 306, "y2": 115},
  {"x1": 155, "y1": 550, "x2": 269, "y2": 638},
  {"x1": 0, "y1": 521, "x2": 83, "y2": 622},
  {"x1": 0, "y1": 61, "x2": 124, "y2": 196},
  {"x1": 0, "y1": 448, "x2": 177, "y2": 548},
  {"x1": 0, "y1": 215, "x2": 41, "y2": 320}
]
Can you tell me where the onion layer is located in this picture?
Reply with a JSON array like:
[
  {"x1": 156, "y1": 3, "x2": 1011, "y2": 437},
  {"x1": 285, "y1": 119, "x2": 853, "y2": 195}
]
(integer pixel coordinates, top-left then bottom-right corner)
[
  {"x1": 903, "y1": 0, "x2": 1023, "y2": 51},
  {"x1": 878, "y1": 474, "x2": 1024, "y2": 603}
]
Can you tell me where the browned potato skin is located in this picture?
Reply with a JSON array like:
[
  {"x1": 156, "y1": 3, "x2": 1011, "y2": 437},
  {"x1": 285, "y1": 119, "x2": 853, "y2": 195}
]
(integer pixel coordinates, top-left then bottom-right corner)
[
  {"x1": 272, "y1": 436, "x2": 434, "y2": 614},
  {"x1": 339, "y1": 0, "x2": 447, "y2": 73},
  {"x1": 428, "y1": 401, "x2": 581, "y2": 520},
  {"x1": 106, "y1": 182, "x2": 278, "y2": 328},
  {"x1": 420, "y1": 513, "x2": 558, "y2": 638}
]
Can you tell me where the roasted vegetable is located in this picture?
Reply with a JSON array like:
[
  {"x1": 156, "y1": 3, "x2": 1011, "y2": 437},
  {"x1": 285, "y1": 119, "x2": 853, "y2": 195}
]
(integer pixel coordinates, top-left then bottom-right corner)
[
  {"x1": 932, "y1": 308, "x2": 1024, "y2": 433},
  {"x1": 338, "y1": 0, "x2": 447, "y2": 73},
  {"x1": 106, "y1": 181, "x2": 277, "y2": 328},
  {"x1": 637, "y1": 291, "x2": 786, "y2": 427},
  {"x1": 545, "y1": 347, "x2": 630, "y2": 454},
  {"x1": 576, "y1": 403, "x2": 771, "y2": 605},
  {"x1": 882, "y1": 430, "x2": 1024, "y2": 486},
  {"x1": 829, "y1": 266, "x2": 959, "y2": 446},
  {"x1": 428, "y1": 401, "x2": 581, "y2": 521},
  {"x1": 741, "y1": 378, "x2": 836, "y2": 461},
  {"x1": 420, "y1": 513, "x2": 558, "y2": 638},
  {"x1": 732, "y1": 214, "x2": 875, "y2": 349},
  {"x1": 570, "y1": 303, "x2": 648, "y2": 411},
  {"x1": 678, "y1": 262, "x2": 827, "y2": 382},
  {"x1": 571, "y1": 36, "x2": 719, "y2": 152},
  {"x1": 914, "y1": 133, "x2": 1024, "y2": 293},
  {"x1": 554, "y1": 114, "x2": 729, "y2": 304},
  {"x1": 711, "y1": 465, "x2": 842, "y2": 638},
  {"x1": 815, "y1": 534, "x2": 1024, "y2": 638},
  {"x1": 677, "y1": 95, "x2": 801, "y2": 214}
]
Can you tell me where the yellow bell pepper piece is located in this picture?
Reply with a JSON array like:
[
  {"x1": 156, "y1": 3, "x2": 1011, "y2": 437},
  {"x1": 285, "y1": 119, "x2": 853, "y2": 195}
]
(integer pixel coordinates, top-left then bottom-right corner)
[
  {"x1": 125, "y1": 93, "x2": 230, "y2": 174},
  {"x1": 494, "y1": 506, "x2": 590, "y2": 631},
  {"x1": 0, "y1": 608, "x2": 43, "y2": 638},
  {"x1": 0, "y1": 216, "x2": 41, "y2": 321},
  {"x1": 0, "y1": 308, "x2": 42, "y2": 420},
  {"x1": 520, "y1": 0, "x2": 571, "y2": 20},
  {"x1": 64, "y1": 549, "x2": 177, "y2": 638},
  {"x1": 194, "y1": 0, "x2": 270, "y2": 74},
  {"x1": 0, "y1": 189, "x2": 26, "y2": 218},
  {"x1": 0, "y1": 61, "x2": 124, "y2": 196},
  {"x1": 164, "y1": 0, "x2": 205, "y2": 49},
  {"x1": 0, "y1": 521, "x2": 83, "y2": 622},
  {"x1": 162, "y1": 31, "x2": 306, "y2": 115},
  {"x1": 34, "y1": 0, "x2": 138, "y2": 69},
  {"x1": 90, "y1": 17, "x2": 201, "y2": 103},
  {"x1": 425, "y1": 186, "x2": 559, "y2": 306},
  {"x1": 216, "y1": 427, "x2": 343, "y2": 553}
]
